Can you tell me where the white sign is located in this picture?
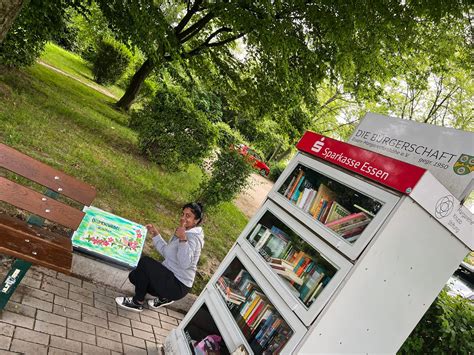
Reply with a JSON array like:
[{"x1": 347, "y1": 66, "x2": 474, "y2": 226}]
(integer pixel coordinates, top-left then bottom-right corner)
[
  {"x1": 348, "y1": 113, "x2": 474, "y2": 201},
  {"x1": 411, "y1": 172, "x2": 473, "y2": 250}
]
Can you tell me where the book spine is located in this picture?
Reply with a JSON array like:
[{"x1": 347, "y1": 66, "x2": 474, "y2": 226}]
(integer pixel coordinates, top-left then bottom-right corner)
[
  {"x1": 325, "y1": 212, "x2": 367, "y2": 228},
  {"x1": 283, "y1": 176, "x2": 296, "y2": 197},
  {"x1": 291, "y1": 177, "x2": 305, "y2": 203},
  {"x1": 287, "y1": 170, "x2": 304, "y2": 200}
]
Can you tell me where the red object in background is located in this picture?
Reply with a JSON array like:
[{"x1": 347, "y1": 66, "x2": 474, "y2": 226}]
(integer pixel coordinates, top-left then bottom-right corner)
[
  {"x1": 233, "y1": 144, "x2": 271, "y2": 176},
  {"x1": 296, "y1": 131, "x2": 426, "y2": 194}
]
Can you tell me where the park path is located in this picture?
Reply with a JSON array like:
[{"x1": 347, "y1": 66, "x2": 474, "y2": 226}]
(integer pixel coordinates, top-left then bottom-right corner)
[
  {"x1": 234, "y1": 173, "x2": 274, "y2": 218},
  {"x1": 37, "y1": 60, "x2": 118, "y2": 100}
]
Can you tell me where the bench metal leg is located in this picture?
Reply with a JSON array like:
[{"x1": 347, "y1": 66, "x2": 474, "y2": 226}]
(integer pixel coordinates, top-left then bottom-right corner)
[
  {"x1": 0, "y1": 259, "x2": 31, "y2": 310},
  {"x1": 0, "y1": 189, "x2": 59, "y2": 310}
]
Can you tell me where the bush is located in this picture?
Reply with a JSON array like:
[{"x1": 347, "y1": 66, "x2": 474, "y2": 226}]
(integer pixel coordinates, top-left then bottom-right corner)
[
  {"x1": 268, "y1": 161, "x2": 287, "y2": 182},
  {"x1": 195, "y1": 122, "x2": 253, "y2": 208},
  {"x1": 399, "y1": 289, "x2": 474, "y2": 354},
  {"x1": 131, "y1": 90, "x2": 217, "y2": 170},
  {"x1": 92, "y1": 38, "x2": 131, "y2": 85},
  {"x1": 0, "y1": 1, "x2": 67, "y2": 67}
]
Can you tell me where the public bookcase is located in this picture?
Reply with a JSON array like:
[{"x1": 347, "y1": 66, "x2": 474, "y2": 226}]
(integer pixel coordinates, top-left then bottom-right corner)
[{"x1": 165, "y1": 131, "x2": 473, "y2": 354}]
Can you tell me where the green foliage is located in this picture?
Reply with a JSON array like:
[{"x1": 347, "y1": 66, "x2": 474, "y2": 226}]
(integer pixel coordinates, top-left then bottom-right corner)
[
  {"x1": 0, "y1": 0, "x2": 68, "y2": 67},
  {"x1": 131, "y1": 90, "x2": 217, "y2": 170},
  {"x1": 399, "y1": 289, "x2": 474, "y2": 354},
  {"x1": 92, "y1": 37, "x2": 132, "y2": 85},
  {"x1": 268, "y1": 161, "x2": 287, "y2": 183},
  {"x1": 194, "y1": 122, "x2": 253, "y2": 208}
]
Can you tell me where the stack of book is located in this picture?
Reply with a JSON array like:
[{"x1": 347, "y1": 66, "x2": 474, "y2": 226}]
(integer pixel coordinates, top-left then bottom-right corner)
[
  {"x1": 215, "y1": 276, "x2": 246, "y2": 305},
  {"x1": 325, "y1": 212, "x2": 371, "y2": 242},
  {"x1": 247, "y1": 224, "x2": 290, "y2": 262}
]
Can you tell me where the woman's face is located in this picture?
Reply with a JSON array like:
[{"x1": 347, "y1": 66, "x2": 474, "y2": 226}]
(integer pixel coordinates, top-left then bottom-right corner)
[{"x1": 180, "y1": 207, "x2": 199, "y2": 230}]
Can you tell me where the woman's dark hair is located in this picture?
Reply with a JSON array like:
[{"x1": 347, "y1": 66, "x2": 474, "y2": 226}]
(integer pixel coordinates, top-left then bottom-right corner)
[{"x1": 183, "y1": 202, "x2": 204, "y2": 224}]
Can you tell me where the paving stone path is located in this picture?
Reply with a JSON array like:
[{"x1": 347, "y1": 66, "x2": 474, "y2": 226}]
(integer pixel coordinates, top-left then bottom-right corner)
[{"x1": 0, "y1": 265, "x2": 183, "y2": 354}]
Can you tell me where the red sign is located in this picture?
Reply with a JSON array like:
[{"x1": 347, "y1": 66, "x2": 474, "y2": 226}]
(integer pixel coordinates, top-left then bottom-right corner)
[{"x1": 296, "y1": 131, "x2": 426, "y2": 194}]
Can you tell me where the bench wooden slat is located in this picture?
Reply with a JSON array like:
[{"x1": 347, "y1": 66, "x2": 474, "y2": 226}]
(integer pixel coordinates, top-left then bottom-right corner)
[
  {"x1": 0, "y1": 221, "x2": 72, "y2": 274},
  {"x1": 0, "y1": 143, "x2": 96, "y2": 205},
  {"x1": 0, "y1": 177, "x2": 85, "y2": 230},
  {"x1": 0, "y1": 213, "x2": 71, "y2": 250}
]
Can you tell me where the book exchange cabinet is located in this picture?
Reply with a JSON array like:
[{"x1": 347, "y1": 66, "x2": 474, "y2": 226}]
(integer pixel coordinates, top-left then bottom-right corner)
[{"x1": 165, "y1": 132, "x2": 473, "y2": 354}]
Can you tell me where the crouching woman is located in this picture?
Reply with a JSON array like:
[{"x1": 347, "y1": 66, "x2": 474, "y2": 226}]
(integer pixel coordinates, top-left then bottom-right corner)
[{"x1": 116, "y1": 202, "x2": 204, "y2": 312}]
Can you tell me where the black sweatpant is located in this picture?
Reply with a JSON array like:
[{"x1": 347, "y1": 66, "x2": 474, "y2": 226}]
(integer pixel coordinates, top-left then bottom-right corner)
[{"x1": 129, "y1": 256, "x2": 190, "y2": 302}]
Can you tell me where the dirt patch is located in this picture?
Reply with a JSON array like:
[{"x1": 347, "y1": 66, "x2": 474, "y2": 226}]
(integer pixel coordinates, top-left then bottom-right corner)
[{"x1": 234, "y1": 173, "x2": 274, "y2": 218}]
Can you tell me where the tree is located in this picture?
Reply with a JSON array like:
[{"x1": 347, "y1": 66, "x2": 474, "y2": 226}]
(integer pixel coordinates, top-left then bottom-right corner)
[
  {"x1": 307, "y1": 13, "x2": 473, "y2": 139},
  {"x1": 0, "y1": 0, "x2": 25, "y2": 43},
  {"x1": 97, "y1": 0, "x2": 468, "y2": 111}
]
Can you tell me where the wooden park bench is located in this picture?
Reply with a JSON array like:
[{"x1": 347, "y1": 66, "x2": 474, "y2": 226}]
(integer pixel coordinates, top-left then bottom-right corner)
[{"x1": 0, "y1": 143, "x2": 96, "y2": 309}]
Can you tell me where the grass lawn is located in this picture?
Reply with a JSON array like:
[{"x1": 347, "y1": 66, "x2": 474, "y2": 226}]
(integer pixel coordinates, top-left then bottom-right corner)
[{"x1": 0, "y1": 51, "x2": 248, "y2": 293}]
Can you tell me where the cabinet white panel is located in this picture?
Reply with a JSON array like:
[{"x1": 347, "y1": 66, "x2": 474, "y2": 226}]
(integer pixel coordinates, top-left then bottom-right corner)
[
  {"x1": 269, "y1": 152, "x2": 400, "y2": 260},
  {"x1": 298, "y1": 198, "x2": 470, "y2": 353}
]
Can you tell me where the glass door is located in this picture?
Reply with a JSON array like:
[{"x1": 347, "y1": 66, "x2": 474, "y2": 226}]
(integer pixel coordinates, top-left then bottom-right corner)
[
  {"x1": 269, "y1": 152, "x2": 400, "y2": 260},
  {"x1": 236, "y1": 200, "x2": 352, "y2": 325},
  {"x1": 210, "y1": 247, "x2": 306, "y2": 354},
  {"x1": 175, "y1": 289, "x2": 244, "y2": 354}
]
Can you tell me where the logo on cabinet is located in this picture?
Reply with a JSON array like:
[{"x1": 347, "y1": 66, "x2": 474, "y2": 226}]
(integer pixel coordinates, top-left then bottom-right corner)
[
  {"x1": 434, "y1": 195, "x2": 455, "y2": 219},
  {"x1": 453, "y1": 154, "x2": 474, "y2": 175},
  {"x1": 311, "y1": 137, "x2": 325, "y2": 153}
]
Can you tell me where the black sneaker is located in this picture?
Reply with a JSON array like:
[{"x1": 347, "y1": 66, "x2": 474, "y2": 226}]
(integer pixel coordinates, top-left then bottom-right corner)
[
  {"x1": 115, "y1": 296, "x2": 144, "y2": 312},
  {"x1": 148, "y1": 297, "x2": 174, "y2": 310}
]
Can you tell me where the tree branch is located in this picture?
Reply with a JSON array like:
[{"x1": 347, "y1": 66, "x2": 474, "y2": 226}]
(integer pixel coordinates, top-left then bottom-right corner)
[
  {"x1": 184, "y1": 30, "x2": 245, "y2": 57},
  {"x1": 177, "y1": 12, "x2": 215, "y2": 43},
  {"x1": 175, "y1": 0, "x2": 203, "y2": 35}
]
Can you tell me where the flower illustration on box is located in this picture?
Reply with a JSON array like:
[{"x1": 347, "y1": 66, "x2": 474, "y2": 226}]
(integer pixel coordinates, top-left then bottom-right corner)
[{"x1": 71, "y1": 206, "x2": 147, "y2": 268}]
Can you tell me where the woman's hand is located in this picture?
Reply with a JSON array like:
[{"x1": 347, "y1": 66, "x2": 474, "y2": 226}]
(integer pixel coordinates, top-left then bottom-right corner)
[
  {"x1": 175, "y1": 220, "x2": 187, "y2": 241},
  {"x1": 145, "y1": 224, "x2": 159, "y2": 238}
]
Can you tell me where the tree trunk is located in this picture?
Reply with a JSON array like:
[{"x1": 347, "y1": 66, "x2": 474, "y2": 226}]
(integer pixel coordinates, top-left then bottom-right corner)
[
  {"x1": 115, "y1": 58, "x2": 155, "y2": 111},
  {"x1": 0, "y1": 0, "x2": 25, "y2": 43}
]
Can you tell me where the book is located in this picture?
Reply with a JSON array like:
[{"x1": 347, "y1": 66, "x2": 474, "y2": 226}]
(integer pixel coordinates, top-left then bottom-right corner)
[
  {"x1": 310, "y1": 184, "x2": 337, "y2": 218},
  {"x1": 287, "y1": 170, "x2": 304, "y2": 200},
  {"x1": 260, "y1": 231, "x2": 289, "y2": 260},
  {"x1": 249, "y1": 305, "x2": 273, "y2": 332},
  {"x1": 291, "y1": 176, "x2": 306, "y2": 203},
  {"x1": 297, "y1": 188, "x2": 311, "y2": 209},
  {"x1": 306, "y1": 281, "x2": 324, "y2": 305},
  {"x1": 320, "y1": 200, "x2": 334, "y2": 223},
  {"x1": 270, "y1": 263, "x2": 304, "y2": 285},
  {"x1": 246, "y1": 298, "x2": 267, "y2": 326},
  {"x1": 247, "y1": 223, "x2": 263, "y2": 244},
  {"x1": 325, "y1": 212, "x2": 368, "y2": 230},
  {"x1": 301, "y1": 271, "x2": 325, "y2": 303},
  {"x1": 241, "y1": 290, "x2": 263, "y2": 319},
  {"x1": 303, "y1": 189, "x2": 317, "y2": 212},
  {"x1": 324, "y1": 201, "x2": 351, "y2": 224},
  {"x1": 253, "y1": 228, "x2": 272, "y2": 251},
  {"x1": 334, "y1": 218, "x2": 371, "y2": 234},
  {"x1": 282, "y1": 176, "x2": 296, "y2": 197}
]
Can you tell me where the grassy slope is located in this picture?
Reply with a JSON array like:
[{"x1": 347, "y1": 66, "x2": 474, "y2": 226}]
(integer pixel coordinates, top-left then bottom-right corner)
[
  {"x1": 0, "y1": 54, "x2": 247, "y2": 293},
  {"x1": 40, "y1": 43, "x2": 125, "y2": 99}
]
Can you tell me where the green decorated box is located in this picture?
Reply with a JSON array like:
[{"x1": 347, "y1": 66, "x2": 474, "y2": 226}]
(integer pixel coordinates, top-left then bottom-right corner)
[{"x1": 72, "y1": 206, "x2": 147, "y2": 268}]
